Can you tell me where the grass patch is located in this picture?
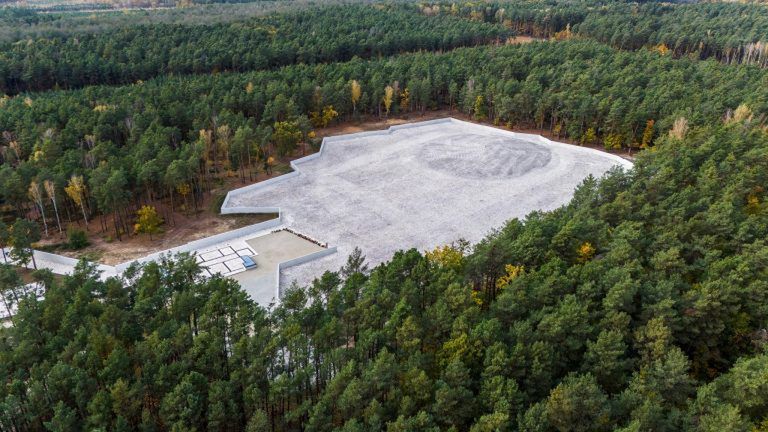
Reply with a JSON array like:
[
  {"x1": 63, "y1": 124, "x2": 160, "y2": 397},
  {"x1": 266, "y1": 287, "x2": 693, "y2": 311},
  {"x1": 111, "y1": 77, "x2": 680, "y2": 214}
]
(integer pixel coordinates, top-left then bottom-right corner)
[
  {"x1": 222, "y1": 212, "x2": 279, "y2": 228},
  {"x1": 210, "y1": 193, "x2": 227, "y2": 213},
  {"x1": 273, "y1": 163, "x2": 292, "y2": 174},
  {"x1": 79, "y1": 251, "x2": 104, "y2": 262},
  {"x1": 2, "y1": 264, "x2": 65, "y2": 285}
]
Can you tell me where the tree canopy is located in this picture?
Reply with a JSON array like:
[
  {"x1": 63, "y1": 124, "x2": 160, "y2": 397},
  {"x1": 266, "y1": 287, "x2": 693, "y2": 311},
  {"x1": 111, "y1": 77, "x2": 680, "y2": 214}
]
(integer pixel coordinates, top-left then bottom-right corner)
[
  {"x1": 3, "y1": 2, "x2": 768, "y2": 430},
  {"x1": 3, "y1": 119, "x2": 768, "y2": 430}
]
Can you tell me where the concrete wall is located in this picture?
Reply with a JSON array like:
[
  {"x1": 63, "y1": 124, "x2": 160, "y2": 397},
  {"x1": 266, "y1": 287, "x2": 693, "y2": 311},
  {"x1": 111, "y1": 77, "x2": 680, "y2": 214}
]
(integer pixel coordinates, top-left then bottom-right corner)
[
  {"x1": 220, "y1": 171, "x2": 302, "y2": 213},
  {"x1": 114, "y1": 216, "x2": 283, "y2": 272},
  {"x1": 34, "y1": 250, "x2": 116, "y2": 275},
  {"x1": 4, "y1": 217, "x2": 284, "y2": 276},
  {"x1": 218, "y1": 116, "x2": 632, "y2": 302},
  {"x1": 5, "y1": 118, "x2": 629, "y2": 304},
  {"x1": 2, "y1": 247, "x2": 116, "y2": 276},
  {"x1": 274, "y1": 246, "x2": 338, "y2": 299}
]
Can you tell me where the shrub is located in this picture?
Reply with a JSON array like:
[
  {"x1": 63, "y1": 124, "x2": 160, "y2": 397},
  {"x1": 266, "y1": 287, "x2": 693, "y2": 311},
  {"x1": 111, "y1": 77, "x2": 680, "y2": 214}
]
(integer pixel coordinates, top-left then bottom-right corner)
[{"x1": 67, "y1": 228, "x2": 89, "y2": 250}]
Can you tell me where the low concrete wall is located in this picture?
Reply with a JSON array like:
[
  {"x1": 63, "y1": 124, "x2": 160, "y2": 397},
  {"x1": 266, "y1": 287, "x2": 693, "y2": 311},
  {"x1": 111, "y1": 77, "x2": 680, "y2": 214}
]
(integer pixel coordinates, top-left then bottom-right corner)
[
  {"x1": 446, "y1": 118, "x2": 633, "y2": 169},
  {"x1": 532, "y1": 133, "x2": 633, "y2": 169},
  {"x1": 32, "y1": 249, "x2": 79, "y2": 267},
  {"x1": 114, "y1": 216, "x2": 283, "y2": 272},
  {"x1": 221, "y1": 171, "x2": 301, "y2": 212},
  {"x1": 222, "y1": 207, "x2": 281, "y2": 215},
  {"x1": 8, "y1": 118, "x2": 628, "y2": 304},
  {"x1": 3, "y1": 216, "x2": 284, "y2": 277},
  {"x1": 3, "y1": 247, "x2": 117, "y2": 276},
  {"x1": 274, "y1": 246, "x2": 338, "y2": 299},
  {"x1": 221, "y1": 116, "x2": 629, "y2": 212}
]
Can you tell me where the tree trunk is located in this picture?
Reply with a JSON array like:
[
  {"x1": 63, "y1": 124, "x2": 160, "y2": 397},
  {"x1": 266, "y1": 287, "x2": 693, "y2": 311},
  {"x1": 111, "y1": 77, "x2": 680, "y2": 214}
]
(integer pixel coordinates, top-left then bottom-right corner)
[
  {"x1": 113, "y1": 213, "x2": 121, "y2": 241},
  {"x1": 37, "y1": 201, "x2": 49, "y2": 237},
  {"x1": 80, "y1": 202, "x2": 89, "y2": 231},
  {"x1": 51, "y1": 198, "x2": 62, "y2": 235}
]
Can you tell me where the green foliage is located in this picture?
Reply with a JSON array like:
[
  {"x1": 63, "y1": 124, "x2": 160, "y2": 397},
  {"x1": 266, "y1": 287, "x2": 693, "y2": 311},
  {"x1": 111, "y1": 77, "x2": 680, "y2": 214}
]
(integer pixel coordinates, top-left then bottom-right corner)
[
  {"x1": 0, "y1": 4, "x2": 509, "y2": 94},
  {"x1": 3, "y1": 37, "x2": 767, "y2": 234},
  {"x1": 3, "y1": 2, "x2": 768, "y2": 431},
  {"x1": 9, "y1": 218, "x2": 40, "y2": 269},
  {"x1": 545, "y1": 374, "x2": 610, "y2": 432},
  {"x1": 273, "y1": 120, "x2": 303, "y2": 157},
  {"x1": 4, "y1": 122, "x2": 768, "y2": 431},
  {"x1": 66, "y1": 227, "x2": 89, "y2": 250},
  {"x1": 0, "y1": 221, "x2": 9, "y2": 264},
  {"x1": 134, "y1": 205, "x2": 163, "y2": 239}
]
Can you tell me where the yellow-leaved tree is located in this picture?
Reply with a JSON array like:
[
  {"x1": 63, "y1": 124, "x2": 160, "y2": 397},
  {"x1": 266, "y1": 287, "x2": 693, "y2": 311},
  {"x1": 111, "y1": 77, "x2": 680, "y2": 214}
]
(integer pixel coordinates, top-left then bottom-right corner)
[
  {"x1": 43, "y1": 180, "x2": 62, "y2": 234},
  {"x1": 495, "y1": 264, "x2": 525, "y2": 290},
  {"x1": 669, "y1": 117, "x2": 688, "y2": 140},
  {"x1": 28, "y1": 181, "x2": 48, "y2": 236},
  {"x1": 383, "y1": 85, "x2": 394, "y2": 117},
  {"x1": 134, "y1": 205, "x2": 163, "y2": 240},
  {"x1": 400, "y1": 88, "x2": 410, "y2": 113},
  {"x1": 581, "y1": 127, "x2": 597, "y2": 146},
  {"x1": 65, "y1": 175, "x2": 89, "y2": 230},
  {"x1": 350, "y1": 80, "x2": 361, "y2": 116},
  {"x1": 641, "y1": 119, "x2": 655, "y2": 149},
  {"x1": 473, "y1": 95, "x2": 486, "y2": 120},
  {"x1": 654, "y1": 43, "x2": 670, "y2": 55},
  {"x1": 176, "y1": 183, "x2": 192, "y2": 212},
  {"x1": 425, "y1": 244, "x2": 464, "y2": 271},
  {"x1": 730, "y1": 103, "x2": 753, "y2": 124},
  {"x1": 603, "y1": 133, "x2": 623, "y2": 151},
  {"x1": 577, "y1": 242, "x2": 596, "y2": 263},
  {"x1": 321, "y1": 105, "x2": 338, "y2": 127}
]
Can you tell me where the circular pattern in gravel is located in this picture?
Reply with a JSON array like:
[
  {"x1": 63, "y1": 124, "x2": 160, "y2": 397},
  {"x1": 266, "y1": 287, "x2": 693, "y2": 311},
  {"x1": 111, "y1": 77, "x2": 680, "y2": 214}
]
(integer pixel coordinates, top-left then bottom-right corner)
[{"x1": 417, "y1": 133, "x2": 551, "y2": 179}]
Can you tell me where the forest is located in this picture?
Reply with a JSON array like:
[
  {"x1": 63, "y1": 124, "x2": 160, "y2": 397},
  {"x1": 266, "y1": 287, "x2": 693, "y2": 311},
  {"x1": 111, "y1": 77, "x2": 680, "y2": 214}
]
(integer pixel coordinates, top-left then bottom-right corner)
[
  {"x1": 0, "y1": 1, "x2": 355, "y2": 41},
  {"x1": 7, "y1": 0, "x2": 768, "y2": 94},
  {"x1": 2, "y1": 0, "x2": 768, "y2": 431},
  {"x1": 421, "y1": 1, "x2": 768, "y2": 65},
  {"x1": 3, "y1": 117, "x2": 768, "y2": 431},
  {"x1": 1, "y1": 39, "x2": 767, "y2": 238},
  {"x1": 0, "y1": 4, "x2": 509, "y2": 94}
]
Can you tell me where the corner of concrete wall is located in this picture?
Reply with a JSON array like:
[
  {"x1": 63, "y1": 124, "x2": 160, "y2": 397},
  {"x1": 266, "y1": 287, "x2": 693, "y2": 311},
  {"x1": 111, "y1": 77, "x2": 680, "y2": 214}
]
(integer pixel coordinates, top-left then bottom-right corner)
[{"x1": 274, "y1": 246, "x2": 338, "y2": 300}]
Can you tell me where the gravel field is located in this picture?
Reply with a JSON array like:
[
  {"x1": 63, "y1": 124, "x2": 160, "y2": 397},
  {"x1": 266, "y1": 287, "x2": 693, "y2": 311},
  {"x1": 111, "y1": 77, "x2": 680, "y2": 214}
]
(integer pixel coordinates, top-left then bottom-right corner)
[{"x1": 224, "y1": 119, "x2": 632, "y2": 293}]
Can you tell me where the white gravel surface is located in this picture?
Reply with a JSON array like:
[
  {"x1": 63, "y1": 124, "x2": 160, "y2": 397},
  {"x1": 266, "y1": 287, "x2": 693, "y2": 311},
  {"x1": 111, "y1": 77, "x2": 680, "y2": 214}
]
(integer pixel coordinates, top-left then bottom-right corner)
[{"x1": 226, "y1": 118, "x2": 632, "y2": 293}]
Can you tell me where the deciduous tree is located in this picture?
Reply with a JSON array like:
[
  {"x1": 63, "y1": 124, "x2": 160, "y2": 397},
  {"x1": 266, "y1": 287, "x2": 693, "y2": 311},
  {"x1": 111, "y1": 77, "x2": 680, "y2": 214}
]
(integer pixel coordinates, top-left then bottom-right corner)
[
  {"x1": 65, "y1": 175, "x2": 89, "y2": 230},
  {"x1": 134, "y1": 205, "x2": 163, "y2": 240}
]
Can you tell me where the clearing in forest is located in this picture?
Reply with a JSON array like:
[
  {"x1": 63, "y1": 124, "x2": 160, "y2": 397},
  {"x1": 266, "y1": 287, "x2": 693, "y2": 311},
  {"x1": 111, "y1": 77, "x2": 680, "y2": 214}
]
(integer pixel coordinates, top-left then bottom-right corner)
[{"x1": 222, "y1": 118, "x2": 632, "y2": 294}]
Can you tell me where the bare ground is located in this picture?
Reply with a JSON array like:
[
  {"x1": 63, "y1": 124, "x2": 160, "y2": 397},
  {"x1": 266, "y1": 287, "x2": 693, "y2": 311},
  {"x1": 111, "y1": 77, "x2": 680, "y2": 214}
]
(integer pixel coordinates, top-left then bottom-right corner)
[
  {"x1": 36, "y1": 179, "x2": 280, "y2": 265},
  {"x1": 44, "y1": 211, "x2": 276, "y2": 265}
]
